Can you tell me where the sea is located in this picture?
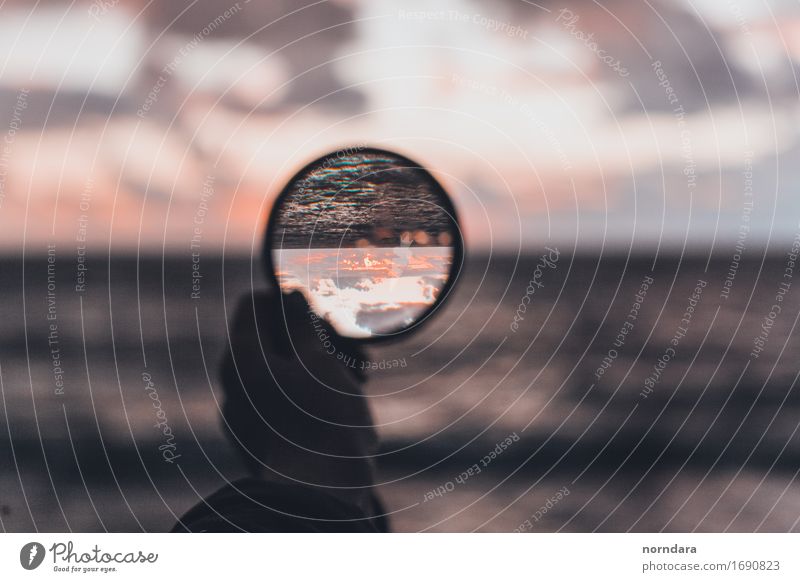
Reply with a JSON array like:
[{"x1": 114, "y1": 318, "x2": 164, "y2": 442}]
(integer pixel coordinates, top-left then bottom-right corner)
[{"x1": 1, "y1": 251, "x2": 800, "y2": 532}]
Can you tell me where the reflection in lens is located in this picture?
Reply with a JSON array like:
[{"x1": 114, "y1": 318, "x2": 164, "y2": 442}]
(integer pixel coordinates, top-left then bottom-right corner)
[{"x1": 271, "y1": 149, "x2": 458, "y2": 339}]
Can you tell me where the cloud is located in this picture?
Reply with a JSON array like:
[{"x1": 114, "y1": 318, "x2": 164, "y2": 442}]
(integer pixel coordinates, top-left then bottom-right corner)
[{"x1": 276, "y1": 247, "x2": 452, "y2": 336}]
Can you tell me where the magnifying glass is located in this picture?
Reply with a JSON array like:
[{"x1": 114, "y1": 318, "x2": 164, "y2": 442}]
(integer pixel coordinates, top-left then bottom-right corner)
[{"x1": 264, "y1": 147, "x2": 463, "y2": 342}]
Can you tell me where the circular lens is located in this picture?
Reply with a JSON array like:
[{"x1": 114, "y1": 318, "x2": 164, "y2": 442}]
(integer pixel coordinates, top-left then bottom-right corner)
[{"x1": 265, "y1": 147, "x2": 462, "y2": 340}]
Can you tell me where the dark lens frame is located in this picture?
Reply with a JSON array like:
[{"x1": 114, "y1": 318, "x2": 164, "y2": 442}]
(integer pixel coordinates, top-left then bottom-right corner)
[{"x1": 263, "y1": 146, "x2": 465, "y2": 343}]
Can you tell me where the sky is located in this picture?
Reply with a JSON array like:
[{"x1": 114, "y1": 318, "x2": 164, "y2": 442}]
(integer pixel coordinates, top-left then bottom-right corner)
[
  {"x1": 0, "y1": 0, "x2": 798, "y2": 255},
  {"x1": 276, "y1": 247, "x2": 452, "y2": 337}
]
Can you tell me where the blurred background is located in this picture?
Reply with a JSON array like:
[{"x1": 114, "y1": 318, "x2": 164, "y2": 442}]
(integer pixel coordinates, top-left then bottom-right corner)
[{"x1": 2, "y1": 0, "x2": 800, "y2": 532}]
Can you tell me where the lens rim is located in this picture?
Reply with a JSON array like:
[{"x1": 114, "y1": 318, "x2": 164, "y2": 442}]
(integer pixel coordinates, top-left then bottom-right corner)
[{"x1": 263, "y1": 146, "x2": 464, "y2": 343}]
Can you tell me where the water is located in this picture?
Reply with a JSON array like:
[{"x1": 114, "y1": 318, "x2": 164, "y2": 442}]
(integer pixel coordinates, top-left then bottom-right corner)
[
  {"x1": 1, "y1": 252, "x2": 799, "y2": 532},
  {"x1": 272, "y1": 149, "x2": 458, "y2": 248}
]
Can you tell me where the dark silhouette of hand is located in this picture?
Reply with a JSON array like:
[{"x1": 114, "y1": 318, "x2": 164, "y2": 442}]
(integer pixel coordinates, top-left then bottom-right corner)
[{"x1": 219, "y1": 289, "x2": 379, "y2": 511}]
